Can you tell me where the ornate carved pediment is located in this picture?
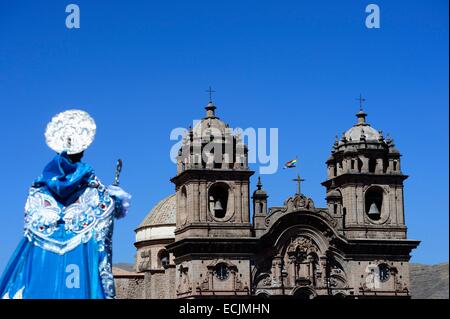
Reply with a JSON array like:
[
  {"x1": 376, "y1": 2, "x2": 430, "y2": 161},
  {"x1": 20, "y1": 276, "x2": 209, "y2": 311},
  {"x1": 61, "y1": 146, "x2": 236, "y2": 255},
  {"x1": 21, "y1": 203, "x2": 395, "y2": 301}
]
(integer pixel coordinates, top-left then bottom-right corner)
[
  {"x1": 206, "y1": 259, "x2": 238, "y2": 271},
  {"x1": 264, "y1": 195, "x2": 317, "y2": 227},
  {"x1": 281, "y1": 236, "x2": 322, "y2": 289},
  {"x1": 286, "y1": 237, "x2": 318, "y2": 256},
  {"x1": 195, "y1": 259, "x2": 248, "y2": 293},
  {"x1": 284, "y1": 194, "x2": 315, "y2": 211}
]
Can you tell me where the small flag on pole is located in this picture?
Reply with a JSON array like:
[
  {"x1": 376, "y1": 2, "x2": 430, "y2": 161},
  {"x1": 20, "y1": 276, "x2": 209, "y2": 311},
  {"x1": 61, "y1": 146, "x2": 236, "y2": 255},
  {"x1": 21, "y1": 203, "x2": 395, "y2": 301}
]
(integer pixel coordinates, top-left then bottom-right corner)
[{"x1": 283, "y1": 158, "x2": 297, "y2": 169}]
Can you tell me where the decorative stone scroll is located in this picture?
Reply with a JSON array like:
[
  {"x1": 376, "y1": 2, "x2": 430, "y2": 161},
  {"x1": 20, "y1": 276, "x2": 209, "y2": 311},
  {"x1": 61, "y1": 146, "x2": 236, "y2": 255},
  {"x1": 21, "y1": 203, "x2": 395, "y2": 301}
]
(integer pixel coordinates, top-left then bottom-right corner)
[{"x1": 284, "y1": 194, "x2": 315, "y2": 211}]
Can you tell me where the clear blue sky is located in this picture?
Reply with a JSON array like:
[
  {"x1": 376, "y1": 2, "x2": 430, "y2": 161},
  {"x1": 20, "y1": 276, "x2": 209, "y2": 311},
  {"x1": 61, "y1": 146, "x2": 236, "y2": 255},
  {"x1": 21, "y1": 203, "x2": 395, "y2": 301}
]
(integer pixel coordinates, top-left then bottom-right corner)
[{"x1": 0, "y1": 0, "x2": 448, "y2": 272}]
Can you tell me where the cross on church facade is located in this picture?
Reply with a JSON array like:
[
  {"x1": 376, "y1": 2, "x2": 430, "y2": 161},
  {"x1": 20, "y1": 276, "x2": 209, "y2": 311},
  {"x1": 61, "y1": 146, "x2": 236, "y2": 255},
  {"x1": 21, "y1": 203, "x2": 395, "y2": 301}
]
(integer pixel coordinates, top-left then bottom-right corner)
[
  {"x1": 206, "y1": 86, "x2": 216, "y2": 102},
  {"x1": 292, "y1": 174, "x2": 305, "y2": 195},
  {"x1": 356, "y1": 94, "x2": 366, "y2": 110}
]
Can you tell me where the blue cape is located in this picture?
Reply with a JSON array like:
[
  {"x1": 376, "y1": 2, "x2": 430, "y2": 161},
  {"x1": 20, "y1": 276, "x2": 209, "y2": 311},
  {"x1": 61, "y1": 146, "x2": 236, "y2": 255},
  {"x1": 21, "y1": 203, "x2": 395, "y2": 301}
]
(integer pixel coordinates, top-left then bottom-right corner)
[{"x1": 34, "y1": 152, "x2": 94, "y2": 206}]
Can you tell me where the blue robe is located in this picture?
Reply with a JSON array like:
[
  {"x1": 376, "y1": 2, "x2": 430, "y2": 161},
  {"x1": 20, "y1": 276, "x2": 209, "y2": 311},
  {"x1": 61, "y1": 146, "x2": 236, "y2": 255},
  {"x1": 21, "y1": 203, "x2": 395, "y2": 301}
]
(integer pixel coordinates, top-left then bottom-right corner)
[{"x1": 0, "y1": 153, "x2": 130, "y2": 299}]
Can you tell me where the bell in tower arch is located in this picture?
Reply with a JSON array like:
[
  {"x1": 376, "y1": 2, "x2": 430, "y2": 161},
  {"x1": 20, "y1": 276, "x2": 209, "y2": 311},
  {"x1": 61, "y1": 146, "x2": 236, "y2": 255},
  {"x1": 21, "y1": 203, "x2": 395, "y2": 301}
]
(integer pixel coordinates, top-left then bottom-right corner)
[
  {"x1": 213, "y1": 199, "x2": 226, "y2": 218},
  {"x1": 214, "y1": 200, "x2": 224, "y2": 212},
  {"x1": 208, "y1": 183, "x2": 229, "y2": 219},
  {"x1": 368, "y1": 202, "x2": 380, "y2": 216},
  {"x1": 365, "y1": 187, "x2": 383, "y2": 221}
]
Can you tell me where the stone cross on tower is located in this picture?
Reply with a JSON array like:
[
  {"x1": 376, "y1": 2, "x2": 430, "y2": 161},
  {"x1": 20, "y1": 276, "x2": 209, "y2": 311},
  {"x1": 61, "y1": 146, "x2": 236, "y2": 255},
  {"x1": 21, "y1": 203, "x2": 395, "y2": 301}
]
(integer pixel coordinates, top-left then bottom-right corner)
[
  {"x1": 206, "y1": 86, "x2": 216, "y2": 102},
  {"x1": 356, "y1": 94, "x2": 366, "y2": 110},
  {"x1": 292, "y1": 174, "x2": 305, "y2": 195}
]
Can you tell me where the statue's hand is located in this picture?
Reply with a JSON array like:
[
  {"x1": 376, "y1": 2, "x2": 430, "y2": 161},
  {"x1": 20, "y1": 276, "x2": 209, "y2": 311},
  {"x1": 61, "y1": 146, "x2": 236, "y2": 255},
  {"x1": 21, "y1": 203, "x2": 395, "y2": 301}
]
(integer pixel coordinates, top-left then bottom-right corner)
[{"x1": 107, "y1": 185, "x2": 131, "y2": 219}]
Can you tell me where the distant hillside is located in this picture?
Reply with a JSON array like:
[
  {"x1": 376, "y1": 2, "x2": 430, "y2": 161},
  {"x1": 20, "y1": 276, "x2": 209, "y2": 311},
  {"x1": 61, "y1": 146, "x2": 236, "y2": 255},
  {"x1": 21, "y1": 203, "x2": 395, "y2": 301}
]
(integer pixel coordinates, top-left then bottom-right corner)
[
  {"x1": 114, "y1": 263, "x2": 135, "y2": 272},
  {"x1": 410, "y1": 263, "x2": 449, "y2": 299},
  {"x1": 113, "y1": 262, "x2": 449, "y2": 299}
]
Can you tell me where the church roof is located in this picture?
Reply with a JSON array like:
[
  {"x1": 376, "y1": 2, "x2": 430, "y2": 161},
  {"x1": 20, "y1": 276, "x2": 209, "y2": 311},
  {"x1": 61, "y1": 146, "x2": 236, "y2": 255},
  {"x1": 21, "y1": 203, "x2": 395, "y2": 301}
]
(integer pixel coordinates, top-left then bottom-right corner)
[
  {"x1": 326, "y1": 189, "x2": 342, "y2": 199},
  {"x1": 138, "y1": 194, "x2": 176, "y2": 228},
  {"x1": 192, "y1": 101, "x2": 229, "y2": 137},
  {"x1": 344, "y1": 109, "x2": 380, "y2": 142},
  {"x1": 345, "y1": 125, "x2": 380, "y2": 141}
]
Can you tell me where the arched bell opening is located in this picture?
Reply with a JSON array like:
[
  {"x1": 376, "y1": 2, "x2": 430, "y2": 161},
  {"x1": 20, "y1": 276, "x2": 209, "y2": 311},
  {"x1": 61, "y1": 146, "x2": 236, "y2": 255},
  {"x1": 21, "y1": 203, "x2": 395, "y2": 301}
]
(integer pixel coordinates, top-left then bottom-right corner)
[
  {"x1": 365, "y1": 186, "x2": 383, "y2": 221},
  {"x1": 208, "y1": 182, "x2": 229, "y2": 219}
]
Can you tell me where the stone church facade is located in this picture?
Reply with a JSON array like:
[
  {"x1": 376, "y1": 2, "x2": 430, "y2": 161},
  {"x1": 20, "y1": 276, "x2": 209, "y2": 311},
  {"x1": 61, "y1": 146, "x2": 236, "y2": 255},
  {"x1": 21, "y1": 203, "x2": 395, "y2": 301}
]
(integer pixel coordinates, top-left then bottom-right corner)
[{"x1": 117, "y1": 100, "x2": 420, "y2": 299}]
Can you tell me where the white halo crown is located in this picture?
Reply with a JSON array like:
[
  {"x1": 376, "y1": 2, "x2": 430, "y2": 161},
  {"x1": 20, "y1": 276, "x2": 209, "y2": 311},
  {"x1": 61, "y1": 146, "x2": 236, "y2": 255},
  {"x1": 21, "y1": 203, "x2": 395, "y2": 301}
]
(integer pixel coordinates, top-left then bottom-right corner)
[{"x1": 45, "y1": 109, "x2": 97, "y2": 155}]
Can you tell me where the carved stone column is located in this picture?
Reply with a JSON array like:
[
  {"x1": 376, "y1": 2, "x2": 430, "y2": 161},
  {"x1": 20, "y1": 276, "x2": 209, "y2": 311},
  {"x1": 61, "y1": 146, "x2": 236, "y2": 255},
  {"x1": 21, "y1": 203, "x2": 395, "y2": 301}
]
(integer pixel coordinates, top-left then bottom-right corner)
[
  {"x1": 272, "y1": 256, "x2": 283, "y2": 287},
  {"x1": 231, "y1": 269, "x2": 237, "y2": 291},
  {"x1": 319, "y1": 256, "x2": 328, "y2": 288},
  {"x1": 235, "y1": 182, "x2": 242, "y2": 223},
  {"x1": 242, "y1": 182, "x2": 249, "y2": 223},
  {"x1": 208, "y1": 269, "x2": 214, "y2": 291},
  {"x1": 289, "y1": 256, "x2": 297, "y2": 287},
  {"x1": 193, "y1": 182, "x2": 200, "y2": 222},
  {"x1": 200, "y1": 182, "x2": 207, "y2": 222}
]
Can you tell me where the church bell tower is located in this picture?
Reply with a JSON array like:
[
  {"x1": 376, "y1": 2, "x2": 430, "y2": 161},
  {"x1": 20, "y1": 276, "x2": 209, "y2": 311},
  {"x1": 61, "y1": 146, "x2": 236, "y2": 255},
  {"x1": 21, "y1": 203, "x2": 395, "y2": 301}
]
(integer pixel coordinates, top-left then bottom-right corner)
[
  {"x1": 167, "y1": 98, "x2": 255, "y2": 298},
  {"x1": 322, "y1": 101, "x2": 408, "y2": 240}
]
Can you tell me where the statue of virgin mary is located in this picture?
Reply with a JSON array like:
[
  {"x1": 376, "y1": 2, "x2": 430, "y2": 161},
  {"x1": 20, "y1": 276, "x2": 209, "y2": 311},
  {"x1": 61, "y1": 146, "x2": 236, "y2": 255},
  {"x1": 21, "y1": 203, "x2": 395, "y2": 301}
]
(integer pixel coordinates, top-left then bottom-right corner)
[{"x1": 0, "y1": 110, "x2": 131, "y2": 299}]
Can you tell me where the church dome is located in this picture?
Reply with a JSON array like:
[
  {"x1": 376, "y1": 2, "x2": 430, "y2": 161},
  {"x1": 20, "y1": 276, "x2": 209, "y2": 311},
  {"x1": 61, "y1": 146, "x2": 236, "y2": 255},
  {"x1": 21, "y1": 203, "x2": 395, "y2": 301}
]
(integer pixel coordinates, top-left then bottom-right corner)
[
  {"x1": 139, "y1": 194, "x2": 176, "y2": 227},
  {"x1": 344, "y1": 109, "x2": 380, "y2": 142},
  {"x1": 345, "y1": 125, "x2": 380, "y2": 141},
  {"x1": 135, "y1": 194, "x2": 176, "y2": 243},
  {"x1": 176, "y1": 99, "x2": 249, "y2": 173},
  {"x1": 326, "y1": 189, "x2": 342, "y2": 200},
  {"x1": 192, "y1": 102, "x2": 228, "y2": 137}
]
